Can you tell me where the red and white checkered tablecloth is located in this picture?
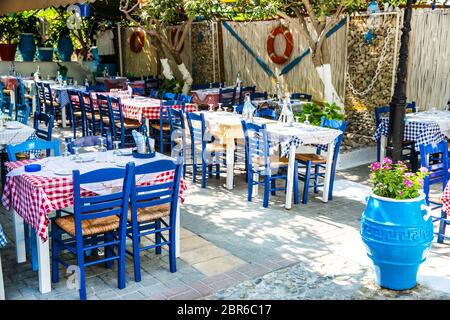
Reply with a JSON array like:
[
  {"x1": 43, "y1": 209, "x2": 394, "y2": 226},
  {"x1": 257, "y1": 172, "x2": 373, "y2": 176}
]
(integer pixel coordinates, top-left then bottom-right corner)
[
  {"x1": 1, "y1": 160, "x2": 187, "y2": 241},
  {"x1": 120, "y1": 98, "x2": 197, "y2": 123},
  {"x1": 440, "y1": 180, "x2": 450, "y2": 214}
]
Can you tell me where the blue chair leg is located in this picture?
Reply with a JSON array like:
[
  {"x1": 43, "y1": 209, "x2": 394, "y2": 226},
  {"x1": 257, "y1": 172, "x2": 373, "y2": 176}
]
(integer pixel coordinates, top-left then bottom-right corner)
[
  {"x1": 216, "y1": 163, "x2": 220, "y2": 179},
  {"x1": 51, "y1": 221, "x2": 59, "y2": 283},
  {"x1": 247, "y1": 171, "x2": 253, "y2": 202},
  {"x1": 77, "y1": 252, "x2": 87, "y2": 300},
  {"x1": 169, "y1": 228, "x2": 177, "y2": 273},
  {"x1": 201, "y1": 161, "x2": 207, "y2": 188},
  {"x1": 376, "y1": 140, "x2": 381, "y2": 162},
  {"x1": 302, "y1": 161, "x2": 312, "y2": 204},
  {"x1": 30, "y1": 230, "x2": 38, "y2": 272},
  {"x1": 313, "y1": 164, "x2": 320, "y2": 194},
  {"x1": 192, "y1": 163, "x2": 197, "y2": 183},
  {"x1": 437, "y1": 211, "x2": 447, "y2": 244},
  {"x1": 293, "y1": 161, "x2": 299, "y2": 205},
  {"x1": 155, "y1": 219, "x2": 162, "y2": 255},
  {"x1": 208, "y1": 164, "x2": 213, "y2": 178},
  {"x1": 104, "y1": 232, "x2": 114, "y2": 269},
  {"x1": 328, "y1": 163, "x2": 337, "y2": 201},
  {"x1": 117, "y1": 231, "x2": 127, "y2": 290},
  {"x1": 271, "y1": 179, "x2": 276, "y2": 195},
  {"x1": 159, "y1": 129, "x2": 164, "y2": 153},
  {"x1": 131, "y1": 219, "x2": 141, "y2": 282},
  {"x1": 263, "y1": 176, "x2": 270, "y2": 208}
]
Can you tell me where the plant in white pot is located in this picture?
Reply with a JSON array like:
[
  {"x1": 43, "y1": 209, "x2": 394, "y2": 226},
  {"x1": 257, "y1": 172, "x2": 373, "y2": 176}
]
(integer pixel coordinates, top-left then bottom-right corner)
[{"x1": 361, "y1": 157, "x2": 433, "y2": 291}]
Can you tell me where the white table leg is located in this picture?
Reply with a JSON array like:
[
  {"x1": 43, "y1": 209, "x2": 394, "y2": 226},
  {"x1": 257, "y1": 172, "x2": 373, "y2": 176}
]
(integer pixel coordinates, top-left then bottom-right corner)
[
  {"x1": 226, "y1": 137, "x2": 235, "y2": 190},
  {"x1": 37, "y1": 230, "x2": 51, "y2": 294},
  {"x1": 322, "y1": 142, "x2": 335, "y2": 203},
  {"x1": 175, "y1": 204, "x2": 180, "y2": 258},
  {"x1": 380, "y1": 135, "x2": 387, "y2": 160},
  {"x1": 32, "y1": 95, "x2": 37, "y2": 115},
  {"x1": 13, "y1": 210, "x2": 26, "y2": 263},
  {"x1": 61, "y1": 106, "x2": 67, "y2": 128},
  {"x1": 0, "y1": 252, "x2": 5, "y2": 300},
  {"x1": 10, "y1": 90, "x2": 16, "y2": 111},
  {"x1": 285, "y1": 147, "x2": 297, "y2": 210}
]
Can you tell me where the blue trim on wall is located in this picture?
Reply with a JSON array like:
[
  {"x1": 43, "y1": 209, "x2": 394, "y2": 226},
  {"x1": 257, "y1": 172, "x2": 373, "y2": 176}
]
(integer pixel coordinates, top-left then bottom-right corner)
[{"x1": 279, "y1": 48, "x2": 311, "y2": 76}]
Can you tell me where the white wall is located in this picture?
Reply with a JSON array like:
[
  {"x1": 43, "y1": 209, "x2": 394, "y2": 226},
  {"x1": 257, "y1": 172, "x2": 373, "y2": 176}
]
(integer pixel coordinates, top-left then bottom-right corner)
[{"x1": 0, "y1": 61, "x2": 90, "y2": 83}]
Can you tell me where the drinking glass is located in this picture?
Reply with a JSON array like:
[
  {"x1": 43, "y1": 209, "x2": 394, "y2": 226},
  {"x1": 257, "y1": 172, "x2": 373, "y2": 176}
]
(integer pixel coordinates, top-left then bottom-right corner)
[
  {"x1": 304, "y1": 114, "x2": 310, "y2": 125},
  {"x1": 209, "y1": 83, "x2": 213, "y2": 89},
  {"x1": 208, "y1": 104, "x2": 214, "y2": 112},
  {"x1": 72, "y1": 146, "x2": 81, "y2": 162},
  {"x1": 218, "y1": 103, "x2": 223, "y2": 111},
  {"x1": 97, "y1": 137, "x2": 107, "y2": 162},
  {"x1": 295, "y1": 116, "x2": 300, "y2": 124},
  {"x1": 62, "y1": 141, "x2": 71, "y2": 157},
  {"x1": 232, "y1": 105, "x2": 238, "y2": 114},
  {"x1": 112, "y1": 140, "x2": 121, "y2": 163}
]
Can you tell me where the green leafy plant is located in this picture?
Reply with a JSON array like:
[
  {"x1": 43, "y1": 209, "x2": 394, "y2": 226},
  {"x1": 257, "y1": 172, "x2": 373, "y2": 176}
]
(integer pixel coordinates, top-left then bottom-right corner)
[
  {"x1": 294, "y1": 102, "x2": 345, "y2": 126},
  {"x1": 57, "y1": 62, "x2": 68, "y2": 78},
  {"x1": 0, "y1": 14, "x2": 22, "y2": 44},
  {"x1": 369, "y1": 158, "x2": 429, "y2": 200},
  {"x1": 19, "y1": 13, "x2": 40, "y2": 34},
  {"x1": 159, "y1": 78, "x2": 182, "y2": 95}
]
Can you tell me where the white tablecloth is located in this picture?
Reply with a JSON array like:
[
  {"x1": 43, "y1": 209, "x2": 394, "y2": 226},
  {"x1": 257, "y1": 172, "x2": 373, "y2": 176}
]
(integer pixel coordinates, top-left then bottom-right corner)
[{"x1": 0, "y1": 122, "x2": 35, "y2": 146}]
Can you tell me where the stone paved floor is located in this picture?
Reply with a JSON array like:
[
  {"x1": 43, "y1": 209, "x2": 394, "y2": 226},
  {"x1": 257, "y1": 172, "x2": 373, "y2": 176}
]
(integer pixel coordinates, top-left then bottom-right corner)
[{"x1": 0, "y1": 124, "x2": 449, "y2": 299}]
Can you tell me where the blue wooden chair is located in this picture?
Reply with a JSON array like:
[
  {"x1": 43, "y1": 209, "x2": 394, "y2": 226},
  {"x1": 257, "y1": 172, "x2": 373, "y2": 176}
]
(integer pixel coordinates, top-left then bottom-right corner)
[
  {"x1": 290, "y1": 93, "x2": 312, "y2": 101},
  {"x1": 179, "y1": 94, "x2": 193, "y2": 103},
  {"x1": 296, "y1": 117, "x2": 346, "y2": 204},
  {"x1": 0, "y1": 82, "x2": 13, "y2": 118},
  {"x1": 15, "y1": 104, "x2": 31, "y2": 125},
  {"x1": 51, "y1": 163, "x2": 135, "y2": 300},
  {"x1": 242, "y1": 121, "x2": 298, "y2": 208},
  {"x1": 16, "y1": 78, "x2": 33, "y2": 109},
  {"x1": 86, "y1": 84, "x2": 106, "y2": 92},
  {"x1": 144, "y1": 78, "x2": 161, "y2": 96},
  {"x1": 132, "y1": 87, "x2": 145, "y2": 96},
  {"x1": 66, "y1": 135, "x2": 113, "y2": 154},
  {"x1": 96, "y1": 93, "x2": 112, "y2": 137},
  {"x1": 250, "y1": 91, "x2": 268, "y2": 101},
  {"x1": 151, "y1": 100, "x2": 183, "y2": 153},
  {"x1": 186, "y1": 112, "x2": 226, "y2": 188},
  {"x1": 42, "y1": 83, "x2": 61, "y2": 120},
  {"x1": 374, "y1": 102, "x2": 418, "y2": 168},
  {"x1": 6, "y1": 139, "x2": 59, "y2": 161},
  {"x1": 419, "y1": 141, "x2": 449, "y2": 243},
  {"x1": 256, "y1": 108, "x2": 278, "y2": 120},
  {"x1": 108, "y1": 96, "x2": 146, "y2": 148},
  {"x1": 33, "y1": 112, "x2": 54, "y2": 141},
  {"x1": 127, "y1": 159, "x2": 182, "y2": 282},
  {"x1": 35, "y1": 81, "x2": 46, "y2": 114},
  {"x1": 81, "y1": 91, "x2": 101, "y2": 136},
  {"x1": 169, "y1": 108, "x2": 190, "y2": 178},
  {"x1": 162, "y1": 92, "x2": 178, "y2": 100},
  {"x1": 149, "y1": 89, "x2": 160, "y2": 99},
  {"x1": 67, "y1": 89, "x2": 86, "y2": 138},
  {"x1": 238, "y1": 85, "x2": 256, "y2": 105},
  {"x1": 219, "y1": 87, "x2": 237, "y2": 107}
]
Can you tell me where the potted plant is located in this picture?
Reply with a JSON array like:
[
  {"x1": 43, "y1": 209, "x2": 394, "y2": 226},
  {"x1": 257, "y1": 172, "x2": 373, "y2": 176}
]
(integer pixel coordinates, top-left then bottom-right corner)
[
  {"x1": 56, "y1": 25, "x2": 74, "y2": 62},
  {"x1": 57, "y1": 62, "x2": 68, "y2": 80},
  {"x1": 18, "y1": 13, "x2": 39, "y2": 61},
  {"x1": 36, "y1": 33, "x2": 54, "y2": 61},
  {"x1": 294, "y1": 102, "x2": 345, "y2": 126},
  {"x1": 0, "y1": 14, "x2": 21, "y2": 61},
  {"x1": 361, "y1": 158, "x2": 433, "y2": 290}
]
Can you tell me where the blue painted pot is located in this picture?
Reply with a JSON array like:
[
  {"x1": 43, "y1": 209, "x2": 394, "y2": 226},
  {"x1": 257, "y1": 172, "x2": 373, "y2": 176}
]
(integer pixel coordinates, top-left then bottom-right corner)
[
  {"x1": 18, "y1": 33, "x2": 36, "y2": 61},
  {"x1": 38, "y1": 47, "x2": 54, "y2": 61},
  {"x1": 77, "y1": 3, "x2": 91, "y2": 17},
  {"x1": 57, "y1": 36, "x2": 74, "y2": 62},
  {"x1": 361, "y1": 193, "x2": 433, "y2": 290}
]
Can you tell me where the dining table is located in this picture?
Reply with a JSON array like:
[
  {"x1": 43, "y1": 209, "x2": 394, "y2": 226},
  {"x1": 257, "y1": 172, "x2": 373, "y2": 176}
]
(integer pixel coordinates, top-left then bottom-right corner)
[
  {"x1": 193, "y1": 111, "x2": 342, "y2": 209},
  {"x1": 0, "y1": 223, "x2": 6, "y2": 300},
  {"x1": 1, "y1": 150, "x2": 187, "y2": 294},
  {"x1": 191, "y1": 86, "x2": 241, "y2": 107},
  {"x1": 375, "y1": 110, "x2": 450, "y2": 160}
]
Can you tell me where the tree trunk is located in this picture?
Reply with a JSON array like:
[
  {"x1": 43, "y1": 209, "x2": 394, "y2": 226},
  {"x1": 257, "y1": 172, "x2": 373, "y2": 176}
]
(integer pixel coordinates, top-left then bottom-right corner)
[
  {"x1": 167, "y1": 50, "x2": 193, "y2": 94},
  {"x1": 312, "y1": 42, "x2": 343, "y2": 107}
]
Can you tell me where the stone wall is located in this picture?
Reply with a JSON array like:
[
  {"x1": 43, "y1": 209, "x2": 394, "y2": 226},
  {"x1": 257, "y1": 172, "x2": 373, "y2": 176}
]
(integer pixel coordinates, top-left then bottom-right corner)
[
  {"x1": 342, "y1": 13, "x2": 399, "y2": 152},
  {"x1": 190, "y1": 22, "x2": 220, "y2": 84}
]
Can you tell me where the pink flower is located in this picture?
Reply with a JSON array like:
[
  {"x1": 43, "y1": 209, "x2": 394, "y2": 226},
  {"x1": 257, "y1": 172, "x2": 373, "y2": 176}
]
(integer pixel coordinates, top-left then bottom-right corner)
[
  {"x1": 404, "y1": 172, "x2": 414, "y2": 177},
  {"x1": 419, "y1": 167, "x2": 428, "y2": 173},
  {"x1": 399, "y1": 191, "x2": 404, "y2": 196},
  {"x1": 417, "y1": 178, "x2": 424, "y2": 186},
  {"x1": 371, "y1": 162, "x2": 381, "y2": 171},
  {"x1": 369, "y1": 173, "x2": 375, "y2": 179},
  {"x1": 383, "y1": 157, "x2": 393, "y2": 165},
  {"x1": 383, "y1": 165, "x2": 392, "y2": 170},
  {"x1": 404, "y1": 179, "x2": 413, "y2": 188},
  {"x1": 397, "y1": 161, "x2": 404, "y2": 165}
]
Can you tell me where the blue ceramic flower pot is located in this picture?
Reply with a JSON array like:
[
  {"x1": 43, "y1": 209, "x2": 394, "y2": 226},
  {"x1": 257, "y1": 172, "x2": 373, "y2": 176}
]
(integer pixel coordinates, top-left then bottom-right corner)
[
  {"x1": 57, "y1": 36, "x2": 74, "y2": 62},
  {"x1": 77, "y1": 3, "x2": 91, "y2": 17},
  {"x1": 38, "y1": 47, "x2": 54, "y2": 61},
  {"x1": 18, "y1": 33, "x2": 36, "y2": 61},
  {"x1": 361, "y1": 193, "x2": 433, "y2": 290}
]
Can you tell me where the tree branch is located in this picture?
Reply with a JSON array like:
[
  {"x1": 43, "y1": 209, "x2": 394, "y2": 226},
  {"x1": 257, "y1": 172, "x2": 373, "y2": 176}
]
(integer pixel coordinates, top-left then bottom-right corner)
[
  {"x1": 302, "y1": 0, "x2": 320, "y2": 33},
  {"x1": 277, "y1": 10, "x2": 315, "y2": 49},
  {"x1": 175, "y1": 16, "x2": 195, "y2": 53}
]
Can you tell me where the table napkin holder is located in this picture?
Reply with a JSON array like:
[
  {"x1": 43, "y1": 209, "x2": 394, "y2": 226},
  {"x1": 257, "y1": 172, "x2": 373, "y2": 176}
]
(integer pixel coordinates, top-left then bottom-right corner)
[
  {"x1": 25, "y1": 164, "x2": 41, "y2": 172},
  {"x1": 132, "y1": 133, "x2": 155, "y2": 158}
]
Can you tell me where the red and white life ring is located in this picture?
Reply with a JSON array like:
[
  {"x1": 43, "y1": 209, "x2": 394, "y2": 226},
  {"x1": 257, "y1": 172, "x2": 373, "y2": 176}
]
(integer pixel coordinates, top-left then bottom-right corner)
[
  {"x1": 267, "y1": 26, "x2": 294, "y2": 65},
  {"x1": 130, "y1": 30, "x2": 145, "y2": 53}
]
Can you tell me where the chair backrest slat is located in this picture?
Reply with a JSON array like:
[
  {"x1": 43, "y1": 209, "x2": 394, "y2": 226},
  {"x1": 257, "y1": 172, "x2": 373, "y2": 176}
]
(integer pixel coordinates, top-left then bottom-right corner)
[
  {"x1": 6, "y1": 138, "x2": 59, "y2": 161},
  {"x1": 33, "y1": 112, "x2": 54, "y2": 141}
]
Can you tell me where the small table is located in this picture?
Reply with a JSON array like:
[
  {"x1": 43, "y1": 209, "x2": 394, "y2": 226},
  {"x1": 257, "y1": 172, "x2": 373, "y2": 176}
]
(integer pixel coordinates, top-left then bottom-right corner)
[
  {"x1": 191, "y1": 86, "x2": 241, "y2": 107},
  {"x1": 195, "y1": 111, "x2": 342, "y2": 208},
  {"x1": 2, "y1": 151, "x2": 187, "y2": 294},
  {"x1": 375, "y1": 111, "x2": 450, "y2": 160}
]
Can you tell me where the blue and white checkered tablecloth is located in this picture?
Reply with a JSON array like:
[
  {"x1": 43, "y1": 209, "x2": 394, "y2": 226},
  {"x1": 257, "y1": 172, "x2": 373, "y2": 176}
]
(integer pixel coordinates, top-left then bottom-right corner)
[
  {"x1": 51, "y1": 85, "x2": 87, "y2": 108},
  {"x1": 374, "y1": 118, "x2": 447, "y2": 149},
  {"x1": 0, "y1": 224, "x2": 7, "y2": 248}
]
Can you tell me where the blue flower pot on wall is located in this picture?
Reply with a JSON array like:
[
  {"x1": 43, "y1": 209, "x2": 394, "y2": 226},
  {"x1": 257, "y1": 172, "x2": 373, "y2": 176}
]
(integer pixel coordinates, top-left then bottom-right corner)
[
  {"x1": 361, "y1": 193, "x2": 433, "y2": 290},
  {"x1": 18, "y1": 33, "x2": 36, "y2": 61},
  {"x1": 57, "y1": 35, "x2": 74, "y2": 62},
  {"x1": 77, "y1": 3, "x2": 91, "y2": 17},
  {"x1": 38, "y1": 47, "x2": 54, "y2": 61}
]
